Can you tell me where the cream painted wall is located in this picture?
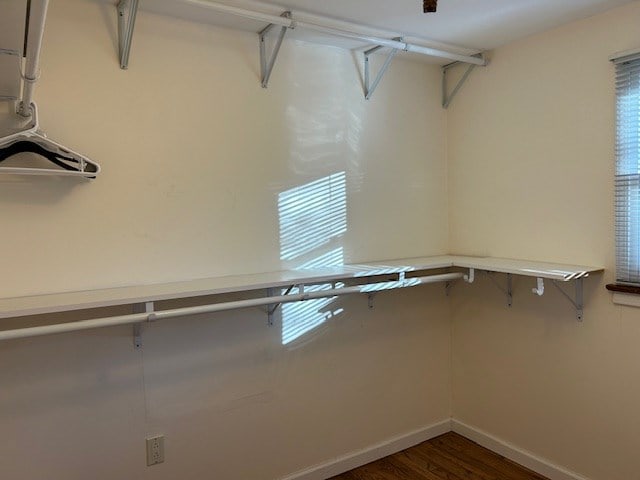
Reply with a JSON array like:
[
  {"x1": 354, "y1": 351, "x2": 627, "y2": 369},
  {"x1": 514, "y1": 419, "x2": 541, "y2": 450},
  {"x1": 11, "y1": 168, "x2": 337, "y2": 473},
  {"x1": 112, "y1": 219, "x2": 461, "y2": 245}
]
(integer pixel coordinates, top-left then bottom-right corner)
[
  {"x1": 0, "y1": 1, "x2": 451, "y2": 480},
  {"x1": 2, "y1": 0, "x2": 448, "y2": 298},
  {"x1": 448, "y1": 2, "x2": 640, "y2": 480}
]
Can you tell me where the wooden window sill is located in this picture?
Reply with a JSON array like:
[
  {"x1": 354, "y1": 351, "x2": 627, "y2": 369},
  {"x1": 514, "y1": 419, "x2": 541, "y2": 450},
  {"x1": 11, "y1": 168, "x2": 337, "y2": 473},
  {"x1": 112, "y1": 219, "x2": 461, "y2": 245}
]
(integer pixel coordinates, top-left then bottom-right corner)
[
  {"x1": 606, "y1": 284, "x2": 640, "y2": 294},
  {"x1": 607, "y1": 284, "x2": 640, "y2": 307}
]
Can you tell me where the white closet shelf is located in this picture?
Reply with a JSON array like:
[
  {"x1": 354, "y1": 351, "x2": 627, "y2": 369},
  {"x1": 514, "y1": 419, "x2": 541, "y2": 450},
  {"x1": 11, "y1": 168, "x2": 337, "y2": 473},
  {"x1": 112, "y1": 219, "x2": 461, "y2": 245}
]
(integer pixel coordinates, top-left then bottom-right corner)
[
  {"x1": 0, "y1": 255, "x2": 602, "y2": 321},
  {"x1": 449, "y1": 256, "x2": 598, "y2": 281}
]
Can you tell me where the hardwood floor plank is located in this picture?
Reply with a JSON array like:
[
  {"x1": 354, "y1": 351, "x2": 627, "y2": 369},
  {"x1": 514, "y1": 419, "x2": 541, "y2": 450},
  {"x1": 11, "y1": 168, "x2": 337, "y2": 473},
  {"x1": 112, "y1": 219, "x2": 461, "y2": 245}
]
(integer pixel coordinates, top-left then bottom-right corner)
[
  {"x1": 436, "y1": 433, "x2": 548, "y2": 480},
  {"x1": 329, "y1": 432, "x2": 550, "y2": 480},
  {"x1": 407, "y1": 443, "x2": 494, "y2": 480},
  {"x1": 391, "y1": 450, "x2": 462, "y2": 480}
]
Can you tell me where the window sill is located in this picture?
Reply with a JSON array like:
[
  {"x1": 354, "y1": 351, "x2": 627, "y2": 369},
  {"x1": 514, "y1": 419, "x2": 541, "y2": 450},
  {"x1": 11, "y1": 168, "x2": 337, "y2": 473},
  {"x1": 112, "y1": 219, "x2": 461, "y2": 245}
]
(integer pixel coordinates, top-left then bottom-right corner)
[{"x1": 607, "y1": 284, "x2": 640, "y2": 307}]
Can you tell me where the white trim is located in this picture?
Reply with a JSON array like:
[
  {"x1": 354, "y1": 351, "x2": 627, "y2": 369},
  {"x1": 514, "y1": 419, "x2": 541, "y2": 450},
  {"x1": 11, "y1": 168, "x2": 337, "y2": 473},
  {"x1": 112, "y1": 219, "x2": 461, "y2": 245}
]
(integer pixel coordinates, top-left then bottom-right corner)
[
  {"x1": 451, "y1": 420, "x2": 591, "y2": 480},
  {"x1": 280, "y1": 419, "x2": 452, "y2": 480},
  {"x1": 612, "y1": 292, "x2": 640, "y2": 308}
]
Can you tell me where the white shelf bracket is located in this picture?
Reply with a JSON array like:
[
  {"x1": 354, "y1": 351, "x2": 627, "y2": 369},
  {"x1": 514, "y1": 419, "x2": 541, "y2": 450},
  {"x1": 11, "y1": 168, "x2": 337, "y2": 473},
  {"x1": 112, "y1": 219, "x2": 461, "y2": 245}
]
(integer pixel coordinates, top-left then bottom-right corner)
[
  {"x1": 551, "y1": 278, "x2": 585, "y2": 321},
  {"x1": 266, "y1": 285, "x2": 294, "y2": 326},
  {"x1": 532, "y1": 277, "x2": 545, "y2": 296},
  {"x1": 484, "y1": 272, "x2": 513, "y2": 307},
  {"x1": 259, "y1": 11, "x2": 291, "y2": 88},
  {"x1": 445, "y1": 281, "x2": 453, "y2": 296},
  {"x1": 132, "y1": 301, "x2": 154, "y2": 350},
  {"x1": 442, "y1": 55, "x2": 484, "y2": 109},
  {"x1": 464, "y1": 268, "x2": 475, "y2": 284},
  {"x1": 117, "y1": 0, "x2": 139, "y2": 69},
  {"x1": 364, "y1": 38, "x2": 401, "y2": 100}
]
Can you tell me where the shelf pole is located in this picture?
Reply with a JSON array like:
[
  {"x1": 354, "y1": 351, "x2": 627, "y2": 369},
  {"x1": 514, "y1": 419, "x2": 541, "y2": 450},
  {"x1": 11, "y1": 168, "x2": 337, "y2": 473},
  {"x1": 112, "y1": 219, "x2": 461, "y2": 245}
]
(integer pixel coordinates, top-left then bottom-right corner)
[
  {"x1": 179, "y1": 0, "x2": 486, "y2": 66},
  {"x1": 0, "y1": 272, "x2": 464, "y2": 342}
]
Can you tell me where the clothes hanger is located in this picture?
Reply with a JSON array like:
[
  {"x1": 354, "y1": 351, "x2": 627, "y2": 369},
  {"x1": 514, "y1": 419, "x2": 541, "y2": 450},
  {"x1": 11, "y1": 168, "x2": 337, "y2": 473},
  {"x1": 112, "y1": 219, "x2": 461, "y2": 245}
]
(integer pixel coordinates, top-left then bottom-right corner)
[
  {"x1": 0, "y1": 103, "x2": 100, "y2": 178},
  {"x1": 0, "y1": 0, "x2": 100, "y2": 179}
]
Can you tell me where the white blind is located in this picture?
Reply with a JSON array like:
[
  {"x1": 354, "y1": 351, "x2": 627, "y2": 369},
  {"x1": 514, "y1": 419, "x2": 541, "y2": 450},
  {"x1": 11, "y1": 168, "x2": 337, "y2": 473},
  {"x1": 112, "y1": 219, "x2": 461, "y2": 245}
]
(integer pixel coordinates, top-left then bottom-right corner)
[{"x1": 615, "y1": 54, "x2": 640, "y2": 284}]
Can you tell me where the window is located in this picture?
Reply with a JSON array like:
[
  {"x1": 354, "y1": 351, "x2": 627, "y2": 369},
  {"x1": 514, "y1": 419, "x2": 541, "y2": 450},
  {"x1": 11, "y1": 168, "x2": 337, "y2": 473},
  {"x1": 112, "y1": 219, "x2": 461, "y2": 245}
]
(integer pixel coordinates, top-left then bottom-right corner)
[{"x1": 614, "y1": 52, "x2": 640, "y2": 285}]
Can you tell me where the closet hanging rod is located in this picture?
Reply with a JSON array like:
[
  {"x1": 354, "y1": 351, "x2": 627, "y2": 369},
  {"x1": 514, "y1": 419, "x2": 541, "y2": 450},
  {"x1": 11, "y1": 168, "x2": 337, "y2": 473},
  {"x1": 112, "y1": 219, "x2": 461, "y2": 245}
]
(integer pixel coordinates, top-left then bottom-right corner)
[
  {"x1": 0, "y1": 272, "x2": 463, "y2": 341},
  {"x1": 178, "y1": 0, "x2": 486, "y2": 66}
]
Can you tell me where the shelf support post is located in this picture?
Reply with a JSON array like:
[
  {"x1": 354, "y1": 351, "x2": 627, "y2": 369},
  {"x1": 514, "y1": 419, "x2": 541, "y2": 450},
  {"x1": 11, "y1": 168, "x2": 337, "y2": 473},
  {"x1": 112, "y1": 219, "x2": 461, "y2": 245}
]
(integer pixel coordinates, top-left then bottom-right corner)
[
  {"x1": 117, "y1": 0, "x2": 139, "y2": 69},
  {"x1": 551, "y1": 278, "x2": 584, "y2": 322},
  {"x1": 363, "y1": 39, "x2": 401, "y2": 100},
  {"x1": 132, "y1": 301, "x2": 154, "y2": 350},
  {"x1": 445, "y1": 281, "x2": 452, "y2": 296},
  {"x1": 484, "y1": 271, "x2": 513, "y2": 307},
  {"x1": 259, "y1": 11, "x2": 291, "y2": 88},
  {"x1": 442, "y1": 55, "x2": 484, "y2": 108},
  {"x1": 267, "y1": 285, "x2": 294, "y2": 326}
]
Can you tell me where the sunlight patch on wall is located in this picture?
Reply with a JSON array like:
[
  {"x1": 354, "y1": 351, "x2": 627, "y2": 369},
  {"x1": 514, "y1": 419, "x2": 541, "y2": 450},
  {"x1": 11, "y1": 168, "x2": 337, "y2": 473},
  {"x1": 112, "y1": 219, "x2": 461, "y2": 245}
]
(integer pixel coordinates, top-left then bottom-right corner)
[{"x1": 278, "y1": 172, "x2": 347, "y2": 345}]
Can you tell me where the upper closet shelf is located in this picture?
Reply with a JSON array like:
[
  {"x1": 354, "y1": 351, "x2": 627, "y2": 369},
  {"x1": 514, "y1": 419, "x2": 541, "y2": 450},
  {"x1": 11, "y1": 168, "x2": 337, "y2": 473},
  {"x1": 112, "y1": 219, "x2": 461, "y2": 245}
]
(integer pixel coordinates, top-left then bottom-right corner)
[
  {"x1": 450, "y1": 256, "x2": 596, "y2": 281},
  {"x1": 115, "y1": 0, "x2": 486, "y2": 101},
  {"x1": 0, "y1": 255, "x2": 455, "y2": 320},
  {"x1": 0, "y1": 255, "x2": 602, "y2": 327}
]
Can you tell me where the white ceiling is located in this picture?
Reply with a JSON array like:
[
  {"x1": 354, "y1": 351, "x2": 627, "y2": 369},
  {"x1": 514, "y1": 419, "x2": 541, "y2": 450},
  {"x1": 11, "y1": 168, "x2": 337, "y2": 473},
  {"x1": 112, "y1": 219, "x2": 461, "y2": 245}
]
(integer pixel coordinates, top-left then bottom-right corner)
[{"x1": 142, "y1": 0, "x2": 636, "y2": 54}]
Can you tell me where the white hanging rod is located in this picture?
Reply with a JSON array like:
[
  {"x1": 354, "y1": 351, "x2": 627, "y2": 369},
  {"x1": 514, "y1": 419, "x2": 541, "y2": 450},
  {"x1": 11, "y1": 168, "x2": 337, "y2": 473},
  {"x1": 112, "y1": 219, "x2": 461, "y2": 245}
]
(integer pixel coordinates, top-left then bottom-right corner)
[
  {"x1": 0, "y1": 272, "x2": 463, "y2": 342},
  {"x1": 180, "y1": 0, "x2": 486, "y2": 66}
]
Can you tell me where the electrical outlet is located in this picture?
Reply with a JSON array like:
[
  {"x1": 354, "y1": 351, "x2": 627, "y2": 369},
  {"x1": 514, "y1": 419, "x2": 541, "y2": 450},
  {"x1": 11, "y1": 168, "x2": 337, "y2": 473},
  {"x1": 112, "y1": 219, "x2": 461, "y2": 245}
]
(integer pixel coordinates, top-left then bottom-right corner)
[{"x1": 146, "y1": 436, "x2": 165, "y2": 466}]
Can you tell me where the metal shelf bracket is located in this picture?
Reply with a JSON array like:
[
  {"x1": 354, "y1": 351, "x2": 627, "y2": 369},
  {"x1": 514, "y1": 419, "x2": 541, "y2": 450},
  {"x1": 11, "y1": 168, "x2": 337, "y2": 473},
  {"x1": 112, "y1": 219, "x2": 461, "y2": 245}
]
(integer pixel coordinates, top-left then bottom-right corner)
[
  {"x1": 132, "y1": 301, "x2": 155, "y2": 350},
  {"x1": 445, "y1": 281, "x2": 453, "y2": 296},
  {"x1": 259, "y1": 11, "x2": 292, "y2": 88},
  {"x1": 117, "y1": 0, "x2": 139, "y2": 70},
  {"x1": 442, "y1": 55, "x2": 484, "y2": 108},
  {"x1": 364, "y1": 38, "x2": 401, "y2": 100},
  {"x1": 484, "y1": 272, "x2": 513, "y2": 307},
  {"x1": 267, "y1": 285, "x2": 294, "y2": 326},
  {"x1": 551, "y1": 278, "x2": 584, "y2": 321}
]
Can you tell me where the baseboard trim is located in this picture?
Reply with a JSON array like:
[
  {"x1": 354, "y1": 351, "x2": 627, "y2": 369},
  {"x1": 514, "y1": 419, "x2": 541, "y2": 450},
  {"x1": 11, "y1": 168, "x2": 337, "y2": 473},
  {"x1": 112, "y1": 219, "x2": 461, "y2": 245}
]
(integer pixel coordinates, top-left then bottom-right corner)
[
  {"x1": 280, "y1": 419, "x2": 452, "y2": 480},
  {"x1": 451, "y1": 419, "x2": 590, "y2": 480}
]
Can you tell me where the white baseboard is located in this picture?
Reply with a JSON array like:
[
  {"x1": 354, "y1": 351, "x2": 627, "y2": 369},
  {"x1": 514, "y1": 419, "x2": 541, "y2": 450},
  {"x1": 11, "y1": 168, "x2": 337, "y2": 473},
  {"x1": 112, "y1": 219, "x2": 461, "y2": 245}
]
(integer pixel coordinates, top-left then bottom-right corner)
[
  {"x1": 280, "y1": 419, "x2": 452, "y2": 480},
  {"x1": 451, "y1": 419, "x2": 591, "y2": 480}
]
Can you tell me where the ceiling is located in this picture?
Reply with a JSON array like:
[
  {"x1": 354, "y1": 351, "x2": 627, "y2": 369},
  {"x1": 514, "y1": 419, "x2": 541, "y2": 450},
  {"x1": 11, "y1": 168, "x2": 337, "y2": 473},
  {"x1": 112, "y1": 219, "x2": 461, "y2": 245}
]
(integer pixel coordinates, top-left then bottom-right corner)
[{"x1": 141, "y1": 0, "x2": 635, "y2": 55}]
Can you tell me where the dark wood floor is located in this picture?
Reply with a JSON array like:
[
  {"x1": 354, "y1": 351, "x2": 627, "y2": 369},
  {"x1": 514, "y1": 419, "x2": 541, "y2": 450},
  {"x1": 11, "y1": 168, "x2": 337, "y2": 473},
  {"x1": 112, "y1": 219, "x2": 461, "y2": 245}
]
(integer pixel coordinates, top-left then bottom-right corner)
[{"x1": 329, "y1": 432, "x2": 550, "y2": 480}]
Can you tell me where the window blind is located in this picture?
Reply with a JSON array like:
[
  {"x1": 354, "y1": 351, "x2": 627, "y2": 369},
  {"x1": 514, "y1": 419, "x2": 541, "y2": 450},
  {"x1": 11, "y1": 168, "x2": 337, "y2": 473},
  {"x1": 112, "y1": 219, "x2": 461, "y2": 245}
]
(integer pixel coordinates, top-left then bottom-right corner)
[{"x1": 615, "y1": 53, "x2": 640, "y2": 285}]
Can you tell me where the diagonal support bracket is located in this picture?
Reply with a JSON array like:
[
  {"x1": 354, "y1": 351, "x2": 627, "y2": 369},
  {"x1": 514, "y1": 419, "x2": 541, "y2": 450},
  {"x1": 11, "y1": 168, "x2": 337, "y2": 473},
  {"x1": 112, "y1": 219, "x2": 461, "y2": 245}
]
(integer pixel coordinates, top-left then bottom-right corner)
[
  {"x1": 364, "y1": 38, "x2": 401, "y2": 100},
  {"x1": 117, "y1": 0, "x2": 139, "y2": 70},
  {"x1": 483, "y1": 272, "x2": 513, "y2": 307},
  {"x1": 266, "y1": 285, "x2": 294, "y2": 326},
  {"x1": 551, "y1": 278, "x2": 584, "y2": 322},
  {"x1": 259, "y1": 12, "x2": 291, "y2": 88},
  {"x1": 441, "y1": 54, "x2": 484, "y2": 109}
]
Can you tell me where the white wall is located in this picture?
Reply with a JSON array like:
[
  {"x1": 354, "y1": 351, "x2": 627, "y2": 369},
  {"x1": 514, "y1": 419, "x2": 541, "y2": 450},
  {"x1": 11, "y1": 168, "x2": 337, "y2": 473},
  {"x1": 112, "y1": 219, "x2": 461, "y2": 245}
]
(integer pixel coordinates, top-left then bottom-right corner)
[
  {"x1": 0, "y1": 1, "x2": 451, "y2": 479},
  {"x1": 448, "y1": 2, "x2": 640, "y2": 480},
  {"x1": 2, "y1": 0, "x2": 448, "y2": 298}
]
